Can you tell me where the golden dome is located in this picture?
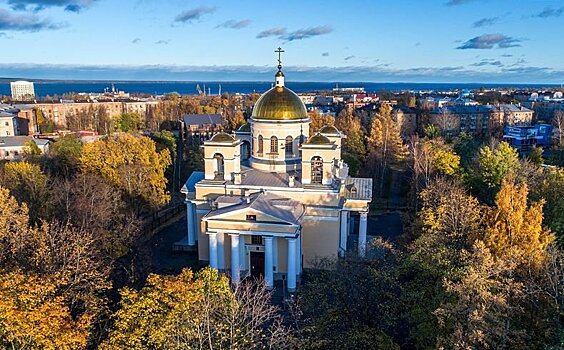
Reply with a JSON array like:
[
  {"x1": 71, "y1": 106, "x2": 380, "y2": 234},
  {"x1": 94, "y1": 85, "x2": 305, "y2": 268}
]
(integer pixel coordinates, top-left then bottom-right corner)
[
  {"x1": 209, "y1": 132, "x2": 235, "y2": 142},
  {"x1": 307, "y1": 133, "x2": 332, "y2": 145},
  {"x1": 252, "y1": 86, "x2": 308, "y2": 120}
]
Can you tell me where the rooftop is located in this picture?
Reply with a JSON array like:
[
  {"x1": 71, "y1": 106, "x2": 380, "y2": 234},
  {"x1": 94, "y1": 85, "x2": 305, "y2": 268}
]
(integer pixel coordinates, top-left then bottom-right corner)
[
  {"x1": 183, "y1": 113, "x2": 223, "y2": 126},
  {"x1": 205, "y1": 192, "x2": 305, "y2": 226},
  {"x1": 342, "y1": 177, "x2": 373, "y2": 201}
]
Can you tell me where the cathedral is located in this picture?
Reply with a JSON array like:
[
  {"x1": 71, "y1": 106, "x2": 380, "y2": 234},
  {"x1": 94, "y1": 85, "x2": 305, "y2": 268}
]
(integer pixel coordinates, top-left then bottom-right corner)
[{"x1": 181, "y1": 49, "x2": 372, "y2": 292}]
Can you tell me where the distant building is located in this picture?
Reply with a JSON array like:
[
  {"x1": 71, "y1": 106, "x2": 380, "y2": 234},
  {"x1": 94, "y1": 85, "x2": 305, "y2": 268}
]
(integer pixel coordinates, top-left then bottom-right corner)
[
  {"x1": 182, "y1": 113, "x2": 224, "y2": 143},
  {"x1": 503, "y1": 124, "x2": 553, "y2": 152},
  {"x1": 10, "y1": 81, "x2": 35, "y2": 101},
  {"x1": 428, "y1": 104, "x2": 533, "y2": 137},
  {"x1": 490, "y1": 104, "x2": 533, "y2": 126},
  {"x1": 34, "y1": 100, "x2": 159, "y2": 127},
  {"x1": 0, "y1": 136, "x2": 50, "y2": 160},
  {"x1": 391, "y1": 106, "x2": 417, "y2": 138},
  {"x1": 0, "y1": 110, "x2": 29, "y2": 136}
]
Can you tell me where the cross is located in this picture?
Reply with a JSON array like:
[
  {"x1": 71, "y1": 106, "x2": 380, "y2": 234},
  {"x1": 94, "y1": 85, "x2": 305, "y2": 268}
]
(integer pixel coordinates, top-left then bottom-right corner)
[{"x1": 275, "y1": 47, "x2": 284, "y2": 69}]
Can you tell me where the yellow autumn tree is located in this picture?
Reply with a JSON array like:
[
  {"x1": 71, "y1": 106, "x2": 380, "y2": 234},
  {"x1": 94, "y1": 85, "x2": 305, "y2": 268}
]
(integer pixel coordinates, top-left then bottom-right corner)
[
  {"x1": 80, "y1": 133, "x2": 171, "y2": 208},
  {"x1": 0, "y1": 270, "x2": 91, "y2": 350},
  {"x1": 483, "y1": 179, "x2": 555, "y2": 270},
  {"x1": 367, "y1": 104, "x2": 407, "y2": 195},
  {"x1": 1, "y1": 161, "x2": 49, "y2": 222},
  {"x1": 101, "y1": 267, "x2": 291, "y2": 350},
  {"x1": 308, "y1": 109, "x2": 335, "y2": 136}
]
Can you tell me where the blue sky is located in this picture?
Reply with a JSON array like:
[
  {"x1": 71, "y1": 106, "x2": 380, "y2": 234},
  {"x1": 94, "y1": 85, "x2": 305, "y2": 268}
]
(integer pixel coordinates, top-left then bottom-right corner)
[{"x1": 0, "y1": 0, "x2": 563, "y2": 83}]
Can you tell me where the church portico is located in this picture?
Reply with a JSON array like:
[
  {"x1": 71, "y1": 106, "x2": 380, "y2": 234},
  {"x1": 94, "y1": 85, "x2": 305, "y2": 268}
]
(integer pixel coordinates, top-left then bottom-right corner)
[{"x1": 205, "y1": 227, "x2": 302, "y2": 291}]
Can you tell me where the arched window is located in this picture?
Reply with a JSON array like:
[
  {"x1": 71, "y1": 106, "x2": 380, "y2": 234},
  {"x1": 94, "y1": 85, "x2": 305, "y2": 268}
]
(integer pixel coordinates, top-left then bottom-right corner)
[
  {"x1": 241, "y1": 141, "x2": 251, "y2": 161},
  {"x1": 257, "y1": 135, "x2": 263, "y2": 154},
  {"x1": 214, "y1": 153, "x2": 224, "y2": 177},
  {"x1": 311, "y1": 156, "x2": 323, "y2": 184},
  {"x1": 285, "y1": 136, "x2": 293, "y2": 157},
  {"x1": 270, "y1": 136, "x2": 278, "y2": 154}
]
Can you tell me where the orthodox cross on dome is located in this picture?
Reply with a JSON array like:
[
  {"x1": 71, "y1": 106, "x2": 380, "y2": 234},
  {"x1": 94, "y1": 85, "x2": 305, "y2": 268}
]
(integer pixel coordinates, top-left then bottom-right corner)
[{"x1": 275, "y1": 47, "x2": 284, "y2": 71}]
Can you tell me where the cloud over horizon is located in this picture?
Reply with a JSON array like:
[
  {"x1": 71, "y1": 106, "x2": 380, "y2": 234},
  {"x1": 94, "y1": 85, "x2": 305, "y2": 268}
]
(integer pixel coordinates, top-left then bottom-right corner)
[
  {"x1": 473, "y1": 17, "x2": 498, "y2": 28},
  {"x1": 7, "y1": 0, "x2": 97, "y2": 12},
  {"x1": 216, "y1": 19, "x2": 251, "y2": 29},
  {"x1": 0, "y1": 8, "x2": 64, "y2": 31},
  {"x1": 281, "y1": 25, "x2": 333, "y2": 41},
  {"x1": 446, "y1": 0, "x2": 476, "y2": 6},
  {"x1": 256, "y1": 27, "x2": 286, "y2": 39},
  {"x1": 534, "y1": 7, "x2": 564, "y2": 18},
  {"x1": 174, "y1": 6, "x2": 216, "y2": 23},
  {"x1": 457, "y1": 33, "x2": 522, "y2": 49},
  {"x1": 256, "y1": 25, "x2": 333, "y2": 41},
  {"x1": 1, "y1": 62, "x2": 562, "y2": 84}
]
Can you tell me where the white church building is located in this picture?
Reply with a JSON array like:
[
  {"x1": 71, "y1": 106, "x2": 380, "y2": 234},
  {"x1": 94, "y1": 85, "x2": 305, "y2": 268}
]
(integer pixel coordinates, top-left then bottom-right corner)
[{"x1": 181, "y1": 49, "x2": 372, "y2": 292}]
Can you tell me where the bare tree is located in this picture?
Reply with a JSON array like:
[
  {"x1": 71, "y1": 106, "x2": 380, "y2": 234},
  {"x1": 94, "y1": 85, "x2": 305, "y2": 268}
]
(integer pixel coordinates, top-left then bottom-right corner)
[{"x1": 553, "y1": 110, "x2": 564, "y2": 148}]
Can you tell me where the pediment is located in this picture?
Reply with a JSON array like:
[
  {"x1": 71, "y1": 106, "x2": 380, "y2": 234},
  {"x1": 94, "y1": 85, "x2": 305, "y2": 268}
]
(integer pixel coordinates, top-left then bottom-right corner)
[{"x1": 204, "y1": 206, "x2": 298, "y2": 226}]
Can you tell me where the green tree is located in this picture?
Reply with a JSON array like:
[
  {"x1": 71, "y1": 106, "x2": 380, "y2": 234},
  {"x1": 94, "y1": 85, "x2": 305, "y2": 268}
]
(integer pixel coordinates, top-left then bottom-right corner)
[
  {"x1": 435, "y1": 241, "x2": 526, "y2": 350},
  {"x1": 151, "y1": 130, "x2": 177, "y2": 157},
  {"x1": 473, "y1": 141, "x2": 520, "y2": 201},
  {"x1": 46, "y1": 134, "x2": 83, "y2": 177},
  {"x1": 528, "y1": 146, "x2": 544, "y2": 166},
  {"x1": 23, "y1": 140, "x2": 41, "y2": 156},
  {"x1": 114, "y1": 112, "x2": 143, "y2": 132},
  {"x1": 298, "y1": 240, "x2": 401, "y2": 349}
]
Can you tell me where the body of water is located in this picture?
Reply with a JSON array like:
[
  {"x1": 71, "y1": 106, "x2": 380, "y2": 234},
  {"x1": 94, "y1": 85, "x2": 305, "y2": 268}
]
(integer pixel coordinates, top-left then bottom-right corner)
[{"x1": 0, "y1": 80, "x2": 559, "y2": 97}]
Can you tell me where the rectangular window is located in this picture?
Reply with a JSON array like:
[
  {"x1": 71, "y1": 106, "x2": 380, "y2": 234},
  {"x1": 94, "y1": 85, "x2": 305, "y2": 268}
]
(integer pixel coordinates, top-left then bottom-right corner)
[
  {"x1": 246, "y1": 214, "x2": 256, "y2": 221},
  {"x1": 251, "y1": 235, "x2": 263, "y2": 245}
]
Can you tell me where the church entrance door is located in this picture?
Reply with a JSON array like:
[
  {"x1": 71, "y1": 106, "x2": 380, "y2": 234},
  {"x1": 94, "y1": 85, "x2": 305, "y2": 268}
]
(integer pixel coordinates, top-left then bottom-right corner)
[{"x1": 250, "y1": 251, "x2": 265, "y2": 279}]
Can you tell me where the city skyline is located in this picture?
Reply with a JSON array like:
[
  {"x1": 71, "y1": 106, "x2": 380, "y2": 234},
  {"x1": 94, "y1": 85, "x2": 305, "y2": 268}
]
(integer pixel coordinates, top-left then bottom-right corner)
[{"x1": 1, "y1": 0, "x2": 563, "y2": 83}]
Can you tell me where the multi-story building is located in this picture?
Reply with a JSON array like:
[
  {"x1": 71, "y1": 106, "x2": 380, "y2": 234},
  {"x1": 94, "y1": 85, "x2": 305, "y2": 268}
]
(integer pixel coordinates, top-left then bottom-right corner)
[
  {"x1": 503, "y1": 124, "x2": 553, "y2": 152},
  {"x1": 34, "y1": 100, "x2": 159, "y2": 127},
  {"x1": 428, "y1": 104, "x2": 533, "y2": 137},
  {"x1": 490, "y1": 104, "x2": 533, "y2": 126},
  {"x1": 10, "y1": 81, "x2": 35, "y2": 101}
]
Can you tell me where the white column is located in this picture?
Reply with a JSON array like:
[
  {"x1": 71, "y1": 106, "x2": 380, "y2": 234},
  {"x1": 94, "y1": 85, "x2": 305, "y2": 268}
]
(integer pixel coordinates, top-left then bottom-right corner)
[
  {"x1": 287, "y1": 238, "x2": 297, "y2": 292},
  {"x1": 230, "y1": 234, "x2": 240, "y2": 284},
  {"x1": 296, "y1": 232, "x2": 302, "y2": 275},
  {"x1": 239, "y1": 235, "x2": 246, "y2": 273},
  {"x1": 186, "y1": 202, "x2": 196, "y2": 246},
  {"x1": 209, "y1": 232, "x2": 218, "y2": 268},
  {"x1": 217, "y1": 232, "x2": 225, "y2": 269},
  {"x1": 272, "y1": 237, "x2": 278, "y2": 274},
  {"x1": 192, "y1": 205, "x2": 198, "y2": 242},
  {"x1": 339, "y1": 211, "x2": 348, "y2": 257},
  {"x1": 264, "y1": 236, "x2": 274, "y2": 289},
  {"x1": 358, "y1": 211, "x2": 368, "y2": 257}
]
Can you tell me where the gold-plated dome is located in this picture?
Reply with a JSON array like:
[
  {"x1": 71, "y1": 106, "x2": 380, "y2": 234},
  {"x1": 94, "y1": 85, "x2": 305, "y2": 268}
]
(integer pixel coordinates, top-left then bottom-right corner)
[
  {"x1": 209, "y1": 132, "x2": 235, "y2": 142},
  {"x1": 307, "y1": 133, "x2": 332, "y2": 145},
  {"x1": 319, "y1": 125, "x2": 340, "y2": 135},
  {"x1": 252, "y1": 86, "x2": 308, "y2": 120}
]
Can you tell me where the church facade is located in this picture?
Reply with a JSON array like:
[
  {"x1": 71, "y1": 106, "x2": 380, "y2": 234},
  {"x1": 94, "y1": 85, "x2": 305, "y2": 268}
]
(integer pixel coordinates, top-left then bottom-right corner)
[{"x1": 181, "y1": 51, "x2": 372, "y2": 292}]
